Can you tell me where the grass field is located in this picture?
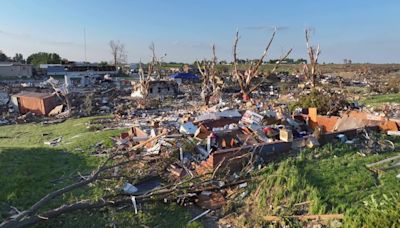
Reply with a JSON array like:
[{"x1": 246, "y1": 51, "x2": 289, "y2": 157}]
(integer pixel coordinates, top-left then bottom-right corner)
[
  {"x1": 0, "y1": 117, "x2": 198, "y2": 227},
  {"x1": 0, "y1": 117, "x2": 120, "y2": 219},
  {"x1": 232, "y1": 139, "x2": 400, "y2": 227},
  {"x1": 362, "y1": 93, "x2": 400, "y2": 107}
]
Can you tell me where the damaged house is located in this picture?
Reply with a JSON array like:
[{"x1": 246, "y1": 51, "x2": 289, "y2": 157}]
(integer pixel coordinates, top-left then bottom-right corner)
[
  {"x1": 131, "y1": 80, "x2": 178, "y2": 98},
  {"x1": 45, "y1": 63, "x2": 117, "y2": 88}
]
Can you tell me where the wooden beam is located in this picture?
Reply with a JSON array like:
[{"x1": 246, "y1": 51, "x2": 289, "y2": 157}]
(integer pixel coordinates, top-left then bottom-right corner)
[
  {"x1": 366, "y1": 154, "x2": 400, "y2": 168},
  {"x1": 263, "y1": 214, "x2": 344, "y2": 222}
]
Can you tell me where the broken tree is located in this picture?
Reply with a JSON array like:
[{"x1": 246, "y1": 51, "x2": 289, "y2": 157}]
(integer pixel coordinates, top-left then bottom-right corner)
[
  {"x1": 137, "y1": 43, "x2": 162, "y2": 99},
  {"x1": 303, "y1": 28, "x2": 321, "y2": 88},
  {"x1": 232, "y1": 29, "x2": 292, "y2": 101},
  {"x1": 197, "y1": 44, "x2": 224, "y2": 105}
]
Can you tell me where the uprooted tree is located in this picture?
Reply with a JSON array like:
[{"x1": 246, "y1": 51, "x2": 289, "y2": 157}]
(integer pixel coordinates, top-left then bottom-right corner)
[
  {"x1": 232, "y1": 30, "x2": 292, "y2": 101},
  {"x1": 303, "y1": 29, "x2": 321, "y2": 88},
  {"x1": 196, "y1": 44, "x2": 224, "y2": 106}
]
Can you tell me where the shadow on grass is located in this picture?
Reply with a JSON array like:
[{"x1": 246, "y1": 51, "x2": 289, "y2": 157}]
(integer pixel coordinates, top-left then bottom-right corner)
[
  {"x1": 298, "y1": 144, "x2": 380, "y2": 212},
  {"x1": 50, "y1": 202, "x2": 195, "y2": 228},
  {"x1": 0, "y1": 147, "x2": 94, "y2": 220}
]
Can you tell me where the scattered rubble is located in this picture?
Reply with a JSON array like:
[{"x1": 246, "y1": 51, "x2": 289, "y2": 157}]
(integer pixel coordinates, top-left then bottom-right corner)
[
  {"x1": 2, "y1": 61, "x2": 400, "y2": 227},
  {"x1": 44, "y1": 136, "x2": 62, "y2": 146}
]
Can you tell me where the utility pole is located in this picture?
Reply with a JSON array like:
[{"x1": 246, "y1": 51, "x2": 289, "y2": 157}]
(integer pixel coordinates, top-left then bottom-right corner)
[{"x1": 84, "y1": 27, "x2": 87, "y2": 62}]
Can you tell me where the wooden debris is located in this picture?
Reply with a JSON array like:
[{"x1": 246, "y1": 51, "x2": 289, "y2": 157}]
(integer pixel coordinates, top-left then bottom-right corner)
[
  {"x1": 366, "y1": 154, "x2": 400, "y2": 168},
  {"x1": 263, "y1": 213, "x2": 344, "y2": 222},
  {"x1": 188, "y1": 209, "x2": 211, "y2": 224}
]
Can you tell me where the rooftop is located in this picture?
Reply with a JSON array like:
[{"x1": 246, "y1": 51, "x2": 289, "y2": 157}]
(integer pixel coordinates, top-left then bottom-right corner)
[{"x1": 0, "y1": 62, "x2": 32, "y2": 67}]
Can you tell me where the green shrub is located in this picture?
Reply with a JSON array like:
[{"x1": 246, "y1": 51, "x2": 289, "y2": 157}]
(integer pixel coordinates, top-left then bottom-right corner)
[{"x1": 292, "y1": 89, "x2": 349, "y2": 115}]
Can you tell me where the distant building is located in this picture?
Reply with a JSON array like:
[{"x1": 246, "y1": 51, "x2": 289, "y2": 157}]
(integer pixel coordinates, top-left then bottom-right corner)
[
  {"x1": 46, "y1": 63, "x2": 117, "y2": 77},
  {"x1": 46, "y1": 65, "x2": 66, "y2": 76},
  {"x1": 169, "y1": 72, "x2": 200, "y2": 84},
  {"x1": 39, "y1": 64, "x2": 63, "y2": 70},
  {"x1": 167, "y1": 67, "x2": 180, "y2": 73},
  {"x1": 0, "y1": 62, "x2": 33, "y2": 78}
]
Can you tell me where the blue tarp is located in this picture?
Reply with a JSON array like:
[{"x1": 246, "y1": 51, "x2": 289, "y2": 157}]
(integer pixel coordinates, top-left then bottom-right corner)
[{"x1": 169, "y1": 72, "x2": 199, "y2": 79}]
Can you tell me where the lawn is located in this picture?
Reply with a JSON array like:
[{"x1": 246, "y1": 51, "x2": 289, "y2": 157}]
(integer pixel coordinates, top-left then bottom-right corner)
[
  {"x1": 0, "y1": 117, "x2": 121, "y2": 219},
  {"x1": 0, "y1": 117, "x2": 197, "y2": 227},
  {"x1": 362, "y1": 93, "x2": 400, "y2": 107}
]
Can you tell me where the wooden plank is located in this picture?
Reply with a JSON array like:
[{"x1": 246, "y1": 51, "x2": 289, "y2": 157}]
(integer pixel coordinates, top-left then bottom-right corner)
[
  {"x1": 366, "y1": 154, "x2": 400, "y2": 168},
  {"x1": 263, "y1": 214, "x2": 344, "y2": 221}
]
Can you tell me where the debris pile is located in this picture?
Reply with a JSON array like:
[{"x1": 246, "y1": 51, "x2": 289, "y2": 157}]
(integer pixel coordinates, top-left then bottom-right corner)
[{"x1": 2, "y1": 62, "x2": 400, "y2": 227}]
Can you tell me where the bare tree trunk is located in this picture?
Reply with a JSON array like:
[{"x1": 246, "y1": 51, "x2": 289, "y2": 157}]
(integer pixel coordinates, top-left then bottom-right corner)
[
  {"x1": 197, "y1": 44, "x2": 223, "y2": 106},
  {"x1": 109, "y1": 40, "x2": 126, "y2": 69},
  {"x1": 64, "y1": 93, "x2": 72, "y2": 112},
  {"x1": 242, "y1": 91, "x2": 250, "y2": 101},
  {"x1": 304, "y1": 29, "x2": 320, "y2": 88}
]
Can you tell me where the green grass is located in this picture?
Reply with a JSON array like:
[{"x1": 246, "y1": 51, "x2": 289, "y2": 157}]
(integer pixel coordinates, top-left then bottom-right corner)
[
  {"x1": 0, "y1": 117, "x2": 119, "y2": 150},
  {"x1": 46, "y1": 203, "x2": 200, "y2": 227},
  {"x1": 0, "y1": 117, "x2": 122, "y2": 219},
  {"x1": 240, "y1": 139, "x2": 400, "y2": 227},
  {"x1": 362, "y1": 93, "x2": 400, "y2": 107},
  {"x1": 0, "y1": 117, "x2": 198, "y2": 227}
]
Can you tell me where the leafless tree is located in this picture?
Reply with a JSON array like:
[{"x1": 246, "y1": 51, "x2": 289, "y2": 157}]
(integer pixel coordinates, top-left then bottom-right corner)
[
  {"x1": 232, "y1": 30, "x2": 292, "y2": 101},
  {"x1": 149, "y1": 42, "x2": 162, "y2": 79},
  {"x1": 303, "y1": 29, "x2": 321, "y2": 88},
  {"x1": 137, "y1": 43, "x2": 161, "y2": 98},
  {"x1": 197, "y1": 44, "x2": 224, "y2": 105},
  {"x1": 109, "y1": 40, "x2": 127, "y2": 67}
]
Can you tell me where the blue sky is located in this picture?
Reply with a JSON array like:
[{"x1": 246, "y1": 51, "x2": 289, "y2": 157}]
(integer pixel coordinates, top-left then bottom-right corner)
[{"x1": 0, "y1": 0, "x2": 399, "y2": 63}]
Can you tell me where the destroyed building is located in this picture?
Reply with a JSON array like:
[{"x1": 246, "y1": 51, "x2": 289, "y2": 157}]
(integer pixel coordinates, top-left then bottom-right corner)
[{"x1": 131, "y1": 80, "x2": 178, "y2": 98}]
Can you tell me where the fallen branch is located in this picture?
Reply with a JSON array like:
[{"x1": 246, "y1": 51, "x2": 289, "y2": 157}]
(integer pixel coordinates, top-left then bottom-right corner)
[
  {"x1": 188, "y1": 209, "x2": 211, "y2": 224},
  {"x1": 1, "y1": 147, "x2": 251, "y2": 228},
  {"x1": 131, "y1": 132, "x2": 167, "y2": 151}
]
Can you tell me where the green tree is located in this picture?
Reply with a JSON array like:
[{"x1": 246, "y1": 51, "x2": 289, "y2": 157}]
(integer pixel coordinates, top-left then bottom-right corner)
[
  {"x1": 0, "y1": 51, "x2": 10, "y2": 62},
  {"x1": 98, "y1": 61, "x2": 109, "y2": 66},
  {"x1": 26, "y1": 52, "x2": 62, "y2": 65},
  {"x1": 12, "y1": 53, "x2": 24, "y2": 63},
  {"x1": 294, "y1": 58, "x2": 307, "y2": 64}
]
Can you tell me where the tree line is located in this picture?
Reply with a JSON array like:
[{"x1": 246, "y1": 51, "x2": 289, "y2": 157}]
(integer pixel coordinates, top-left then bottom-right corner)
[
  {"x1": 0, "y1": 51, "x2": 25, "y2": 63},
  {"x1": 0, "y1": 51, "x2": 66, "y2": 65}
]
